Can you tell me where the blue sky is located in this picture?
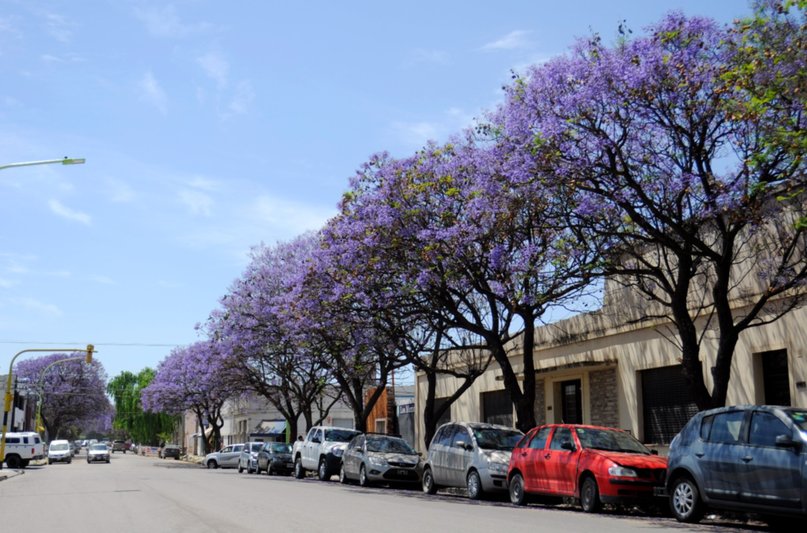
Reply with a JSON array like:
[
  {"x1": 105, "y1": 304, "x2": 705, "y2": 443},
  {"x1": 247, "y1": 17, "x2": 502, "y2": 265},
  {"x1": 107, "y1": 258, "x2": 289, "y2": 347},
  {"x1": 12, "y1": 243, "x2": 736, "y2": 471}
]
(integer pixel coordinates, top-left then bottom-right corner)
[{"x1": 0, "y1": 0, "x2": 753, "y2": 380}]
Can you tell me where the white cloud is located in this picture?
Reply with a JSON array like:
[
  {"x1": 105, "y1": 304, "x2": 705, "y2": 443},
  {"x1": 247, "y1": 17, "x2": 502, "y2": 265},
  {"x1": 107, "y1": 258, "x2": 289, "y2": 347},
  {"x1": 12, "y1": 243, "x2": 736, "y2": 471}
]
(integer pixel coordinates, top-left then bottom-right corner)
[
  {"x1": 406, "y1": 48, "x2": 450, "y2": 66},
  {"x1": 197, "y1": 51, "x2": 229, "y2": 88},
  {"x1": 43, "y1": 12, "x2": 74, "y2": 43},
  {"x1": 139, "y1": 71, "x2": 168, "y2": 114},
  {"x1": 134, "y1": 5, "x2": 212, "y2": 38},
  {"x1": 106, "y1": 179, "x2": 136, "y2": 203},
  {"x1": 392, "y1": 120, "x2": 441, "y2": 147},
  {"x1": 90, "y1": 275, "x2": 115, "y2": 285},
  {"x1": 0, "y1": 278, "x2": 17, "y2": 288},
  {"x1": 12, "y1": 297, "x2": 62, "y2": 317},
  {"x1": 482, "y1": 30, "x2": 532, "y2": 51},
  {"x1": 40, "y1": 52, "x2": 85, "y2": 64},
  {"x1": 251, "y1": 195, "x2": 334, "y2": 234},
  {"x1": 226, "y1": 80, "x2": 255, "y2": 116},
  {"x1": 178, "y1": 189, "x2": 214, "y2": 216},
  {"x1": 187, "y1": 176, "x2": 219, "y2": 192},
  {"x1": 48, "y1": 199, "x2": 91, "y2": 225}
]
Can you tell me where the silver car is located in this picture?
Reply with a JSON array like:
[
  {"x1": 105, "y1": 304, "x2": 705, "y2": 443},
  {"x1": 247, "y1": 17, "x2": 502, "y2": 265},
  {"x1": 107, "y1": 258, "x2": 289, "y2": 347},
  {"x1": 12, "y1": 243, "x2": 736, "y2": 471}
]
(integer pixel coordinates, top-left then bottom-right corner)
[
  {"x1": 86, "y1": 443, "x2": 110, "y2": 463},
  {"x1": 340, "y1": 434, "x2": 421, "y2": 486},
  {"x1": 237, "y1": 442, "x2": 266, "y2": 474},
  {"x1": 422, "y1": 422, "x2": 523, "y2": 499},
  {"x1": 204, "y1": 443, "x2": 244, "y2": 469}
]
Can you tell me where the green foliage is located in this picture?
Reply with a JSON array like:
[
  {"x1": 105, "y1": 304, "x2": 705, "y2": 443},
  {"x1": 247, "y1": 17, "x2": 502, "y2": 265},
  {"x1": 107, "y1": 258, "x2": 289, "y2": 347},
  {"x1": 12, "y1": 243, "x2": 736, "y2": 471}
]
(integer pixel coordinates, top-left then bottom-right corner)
[{"x1": 107, "y1": 369, "x2": 176, "y2": 446}]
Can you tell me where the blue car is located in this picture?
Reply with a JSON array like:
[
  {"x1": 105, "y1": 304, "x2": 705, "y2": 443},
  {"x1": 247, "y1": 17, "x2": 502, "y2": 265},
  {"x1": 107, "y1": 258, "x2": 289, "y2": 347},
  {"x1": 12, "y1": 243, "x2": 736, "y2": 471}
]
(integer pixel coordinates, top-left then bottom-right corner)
[{"x1": 665, "y1": 405, "x2": 807, "y2": 527}]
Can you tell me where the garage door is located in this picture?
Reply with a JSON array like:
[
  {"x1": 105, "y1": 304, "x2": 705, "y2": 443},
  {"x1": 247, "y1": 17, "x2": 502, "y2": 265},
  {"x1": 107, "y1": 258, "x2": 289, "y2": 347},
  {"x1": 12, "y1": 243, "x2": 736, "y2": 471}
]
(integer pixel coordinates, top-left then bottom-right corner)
[{"x1": 641, "y1": 365, "x2": 699, "y2": 444}]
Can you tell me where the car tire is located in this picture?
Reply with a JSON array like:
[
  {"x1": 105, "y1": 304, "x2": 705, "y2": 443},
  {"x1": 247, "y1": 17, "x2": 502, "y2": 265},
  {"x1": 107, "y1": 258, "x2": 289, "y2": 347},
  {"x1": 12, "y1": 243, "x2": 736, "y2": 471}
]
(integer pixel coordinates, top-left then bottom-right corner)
[
  {"x1": 106, "y1": 459, "x2": 110, "y2": 463},
  {"x1": 6, "y1": 455, "x2": 22, "y2": 469},
  {"x1": 466, "y1": 470, "x2": 483, "y2": 500},
  {"x1": 238, "y1": 463, "x2": 244, "y2": 473},
  {"x1": 359, "y1": 464, "x2": 370, "y2": 487},
  {"x1": 339, "y1": 464, "x2": 349, "y2": 484},
  {"x1": 48, "y1": 459, "x2": 52, "y2": 465},
  {"x1": 509, "y1": 473, "x2": 526, "y2": 506},
  {"x1": 207, "y1": 460, "x2": 218, "y2": 469},
  {"x1": 670, "y1": 476, "x2": 704, "y2": 524},
  {"x1": 294, "y1": 457, "x2": 305, "y2": 479},
  {"x1": 580, "y1": 475, "x2": 601, "y2": 513},
  {"x1": 317, "y1": 457, "x2": 330, "y2": 481},
  {"x1": 422, "y1": 466, "x2": 437, "y2": 495},
  {"x1": 67, "y1": 458, "x2": 72, "y2": 464}
]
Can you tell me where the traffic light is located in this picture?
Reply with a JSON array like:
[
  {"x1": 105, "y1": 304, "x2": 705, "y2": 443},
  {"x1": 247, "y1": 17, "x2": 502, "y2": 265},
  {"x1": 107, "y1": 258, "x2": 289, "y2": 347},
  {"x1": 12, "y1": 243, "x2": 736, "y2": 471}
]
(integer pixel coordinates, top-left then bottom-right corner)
[{"x1": 85, "y1": 344, "x2": 94, "y2": 364}]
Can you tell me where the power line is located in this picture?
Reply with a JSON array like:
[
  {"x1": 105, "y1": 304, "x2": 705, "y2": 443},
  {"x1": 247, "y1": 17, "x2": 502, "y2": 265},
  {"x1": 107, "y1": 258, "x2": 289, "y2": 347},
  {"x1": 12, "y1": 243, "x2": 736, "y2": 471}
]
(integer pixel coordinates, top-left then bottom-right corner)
[{"x1": 0, "y1": 341, "x2": 181, "y2": 348}]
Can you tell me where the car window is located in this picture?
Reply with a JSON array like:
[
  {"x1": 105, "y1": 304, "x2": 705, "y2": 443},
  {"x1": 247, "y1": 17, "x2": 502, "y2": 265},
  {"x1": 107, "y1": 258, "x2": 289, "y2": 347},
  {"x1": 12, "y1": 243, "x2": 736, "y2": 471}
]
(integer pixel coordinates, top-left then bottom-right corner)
[
  {"x1": 452, "y1": 426, "x2": 472, "y2": 448},
  {"x1": 306, "y1": 428, "x2": 317, "y2": 440},
  {"x1": 528, "y1": 427, "x2": 552, "y2": 450},
  {"x1": 706, "y1": 411, "x2": 746, "y2": 444},
  {"x1": 221, "y1": 446, "x2": 232, "y2": 453},
  {"x1": 549, "y1": 427, "x2": 574, "y2": 451},
  {"x1": 576, "y1": 428, "x2": 650, "y2": 454},
  {"x1": 324, "y1": 429, "x2": 361, "y2": 442},
  {"x1": 434, "y1": 425, "x2": 456, "y2": 447},
  {"x1": 472, "y1": 427, "x2": 523, "y2": 451},
  {"x1": 250, "y1": 443, "x2": 263, "y2": 452},
  {"x1": 367, "y1": 437, "x2": 416, "y2": 454},
  {"x1": 700, "y1": 415, "x2": 714, "y2": 441},
  {"x1": 749, "y1": 411, "x2": 790, "y2": 447},
  {"x1": 785, "y1": 409, "x2": 807, "y2": 431},
  {"x1": 233, "y1": 445, "x2": 244, "y2": 452},
  {"x1": 270, "y1": 443, "x2": 292, "y2": 453},
  {"x1": 7, "y1": 437, "x2": 19, "y2": 444}
]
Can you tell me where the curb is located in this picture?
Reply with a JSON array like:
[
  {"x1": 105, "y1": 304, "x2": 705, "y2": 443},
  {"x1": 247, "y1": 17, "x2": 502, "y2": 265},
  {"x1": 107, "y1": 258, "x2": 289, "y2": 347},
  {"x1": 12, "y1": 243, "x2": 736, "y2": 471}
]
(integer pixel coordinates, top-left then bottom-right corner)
[{"x1": 0, "y1": 469, "x2": 23, "y2": 482}]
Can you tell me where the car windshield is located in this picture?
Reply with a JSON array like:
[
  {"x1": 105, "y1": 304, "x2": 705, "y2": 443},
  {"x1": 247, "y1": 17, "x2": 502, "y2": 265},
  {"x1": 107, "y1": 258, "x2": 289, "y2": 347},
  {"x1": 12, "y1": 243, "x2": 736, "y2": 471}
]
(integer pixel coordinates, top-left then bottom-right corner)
[
  {"x1": 576, "y1": 428, "x2": 650, "y2": 454},
  {"x1": 786, "y1": 409, "x2": 807, "y2": 431},
  {"x1": 250, "y1": 443, "x2": 263, "y2": 452},
  {"x1": 472, "y1": 428, "x2": 524, "y2": 451},
  {"x1": 90, "y1": 444, "x2": 107, "y2": 451},
  {"x1": 324, "y1": 429, "x2": 361, "y2": 442},
  {"x1": 366, "y1": 437, "x2": 416, "y2": 454},
  {"x1": 269, "y1": 443, "x2": 292, "y2": 453},
  {"x1": 50, "y1": 443, "x2": 69, "y2": 451}
]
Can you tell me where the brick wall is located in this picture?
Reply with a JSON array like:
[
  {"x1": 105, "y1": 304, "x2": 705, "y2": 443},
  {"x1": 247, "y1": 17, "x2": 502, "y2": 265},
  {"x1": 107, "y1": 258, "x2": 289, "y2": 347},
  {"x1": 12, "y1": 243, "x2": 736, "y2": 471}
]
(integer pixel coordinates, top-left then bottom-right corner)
[
  {"x1": 589, "y1": 368, "x2": 618, "y2": 428},
  {"x1": 534, "y1": 378, "x2": 546, "y2": 425}
]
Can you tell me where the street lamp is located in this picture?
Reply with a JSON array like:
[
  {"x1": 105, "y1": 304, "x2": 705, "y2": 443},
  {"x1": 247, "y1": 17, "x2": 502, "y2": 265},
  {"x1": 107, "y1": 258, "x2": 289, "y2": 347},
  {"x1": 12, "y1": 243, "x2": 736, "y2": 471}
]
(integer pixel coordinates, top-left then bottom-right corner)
[
  {"x1": 0, "y1": 345, "x2": 94, "y2": 470},
  {"x1": 0, "y1": 157, "x2": 86, "y2": 171}
]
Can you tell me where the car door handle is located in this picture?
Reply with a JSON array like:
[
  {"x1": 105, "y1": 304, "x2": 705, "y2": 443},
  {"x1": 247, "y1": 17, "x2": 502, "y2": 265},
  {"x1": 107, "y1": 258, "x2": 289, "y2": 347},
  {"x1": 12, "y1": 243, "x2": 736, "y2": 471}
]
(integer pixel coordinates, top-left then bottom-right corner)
[
  {"x1": 742, "y1": 456, "x2": 753, "y2": 463},
  {"x1": 695, "y1": 452, "x2": 704, "y2": 458},
  {"x1": 544, "y1": 453, "x2": 551, "y2": 459},
  {"x1": 520, "y1": 452, "x2": 527, "y2": 457}
]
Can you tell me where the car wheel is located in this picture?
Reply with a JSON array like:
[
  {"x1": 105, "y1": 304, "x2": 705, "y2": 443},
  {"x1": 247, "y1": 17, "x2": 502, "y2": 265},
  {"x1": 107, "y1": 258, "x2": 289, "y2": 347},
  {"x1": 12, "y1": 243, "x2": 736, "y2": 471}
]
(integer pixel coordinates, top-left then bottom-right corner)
[
  {"x1": 207, "y1": 459, "x2": 218, "y2": 469},
  {"x1": 294, "y1": 457, "x2": 305, "y2": 479},
  {"x1": 580, "y1": 476, "x2": 601, "y2": 513},
  {"x1": 67, "y1": 458, "x2": 72, "y2": 464},
  {"x1": 317, "y1": 457, "x2": 330, "y2": 481},
  {"x1": 670, "y1": 476, "x2": 704, "y2": 524},
  {"x1": 339, "y1": 464, "x2": 349, "y2": 484},
  {"x1": 359, "y1": 464, "x2": 370, "y2": 487},
  {"x1": 509, "y1": 473, "x2": 526, "y2": 506},
  {"x1": 238, "y1": 463, "x2": 244, "y2": 473},
  {"x1": 252, "y1": 462, "x2": 259, "y2": 474},
  {"x1": 422, "y1": 466, "x2": 437, "y2": 495},
  {"x1": 466, "y1": 470, "x2": 483, "y2": 500},
  {"x1": 6, "y1": 455, "x2": 22, "y2": 469},
  {"x1": 106, "y1": 459, "x2": 110, "y2": 463},
  {"x1": 48, "y1": 459, "x2": 52, "y2": 465}
]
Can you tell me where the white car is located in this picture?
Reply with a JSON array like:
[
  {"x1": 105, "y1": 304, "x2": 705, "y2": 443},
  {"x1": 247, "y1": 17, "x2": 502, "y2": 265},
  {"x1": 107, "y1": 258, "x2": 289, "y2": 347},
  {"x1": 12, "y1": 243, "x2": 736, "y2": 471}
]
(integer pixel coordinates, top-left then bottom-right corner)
[
  {"x1": 47, "y1": 440, "x2": 73, "y2": 464},
  {"x1": 293, "y1": 426, "x2": 362, "y2": 480},
  {"x1": 204, "y1": 443, "x2": 244, "y2": 469},
  {"x1": 2, "y1": 431, "x2": 45, "y2": 469},
  {"x1": 86, "y1": 443, "x2": 110, "y2": 463}
]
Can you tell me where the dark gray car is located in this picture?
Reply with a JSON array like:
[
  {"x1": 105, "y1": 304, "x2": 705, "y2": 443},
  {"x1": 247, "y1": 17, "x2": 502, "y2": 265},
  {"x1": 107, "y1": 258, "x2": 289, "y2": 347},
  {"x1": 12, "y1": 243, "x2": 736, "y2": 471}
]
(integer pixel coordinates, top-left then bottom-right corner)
[
  {"x1": 257, "y1": 442, "x2": 294, "y2": 475},
  {"x1": 666, "y1": 405, "x2": 807, "y2": 527}
]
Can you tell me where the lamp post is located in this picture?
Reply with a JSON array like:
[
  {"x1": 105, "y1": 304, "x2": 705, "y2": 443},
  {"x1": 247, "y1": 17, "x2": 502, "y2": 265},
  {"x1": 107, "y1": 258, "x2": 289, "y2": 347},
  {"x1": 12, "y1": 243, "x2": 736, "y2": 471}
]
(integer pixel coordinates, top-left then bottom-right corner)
[
  {"x1": 0, "y1": 345, "x2": 94, "y2": 469},
  {"x1": 0, "y1": 157, "x2": 86, "y2": 171}
]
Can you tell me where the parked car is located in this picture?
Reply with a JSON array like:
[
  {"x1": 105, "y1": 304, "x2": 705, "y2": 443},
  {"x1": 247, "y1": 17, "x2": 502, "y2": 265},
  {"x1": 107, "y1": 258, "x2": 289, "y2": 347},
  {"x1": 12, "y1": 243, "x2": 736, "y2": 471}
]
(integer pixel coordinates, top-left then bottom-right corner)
[
  {"x1": 87, "y1": 443, "x2": 110, "y2": 463},
  {"x1": 256, "y1": 442, "x2": 294, "y2": 475},
  {"x1": 666, "y1": 405, "x2": 807, "y2": 527},
  {"x1": 159, "y1": 444, "x2": 182, "y2": 460},
  {"x1": 112, "y1": 440, "x2": 130, "y2": 453},
  {"x1": 205, "y1": 443, "x2": 244, "y2": 469},
  {"x1": 1, "y1": 431, "x2": 45, "y2": 469},
  {"x1": 507, "y1": 424, "x2": 666, "y2": 512},
  {"x1": 293, "y1": 426, "x2": 362, "y2": 481},
  {"x1": 47, "y1": 439, "x2": 73, "y2": 464},
  {"x1": 422, "y1": 422, "x2": 524, "y2": 499},
  {"x1": 237, "y1": 441, "x2": 266, "y2": 473},
  {"x1": 340, "y1": 434, "x2": 421, "y2": 486}
]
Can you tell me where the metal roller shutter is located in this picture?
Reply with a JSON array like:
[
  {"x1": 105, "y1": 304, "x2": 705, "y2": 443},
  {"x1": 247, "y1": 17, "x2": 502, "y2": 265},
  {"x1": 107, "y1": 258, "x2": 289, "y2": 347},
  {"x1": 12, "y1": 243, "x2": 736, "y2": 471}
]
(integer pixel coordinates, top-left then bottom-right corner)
[{"x1": 641, "y1": 365, "x2": 699, "y2": 444}]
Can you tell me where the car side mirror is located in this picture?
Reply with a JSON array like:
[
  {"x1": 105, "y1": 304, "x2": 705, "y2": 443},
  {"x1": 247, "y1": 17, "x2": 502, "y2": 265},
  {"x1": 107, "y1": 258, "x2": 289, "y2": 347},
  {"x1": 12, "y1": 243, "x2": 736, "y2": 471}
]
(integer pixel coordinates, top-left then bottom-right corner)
[
  {"x1": 455, "y1": 440, "x2": 472, "y2": 451},
  {"x1": 775, "y1": 434, "x2": 800, "y2": 450},
  {"x1": 650, "y1": 449, "x2": 659, "y2": 455}
]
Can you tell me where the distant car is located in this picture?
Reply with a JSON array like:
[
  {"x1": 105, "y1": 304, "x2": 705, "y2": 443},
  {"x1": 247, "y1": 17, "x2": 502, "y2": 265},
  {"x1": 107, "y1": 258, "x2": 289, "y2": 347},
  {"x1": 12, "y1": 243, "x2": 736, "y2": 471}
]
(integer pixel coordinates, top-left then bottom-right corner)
[
  {"x1": 340, "y1": 434, "x2": 421, "y2": 486},
  {"x1": 87, "y1": 443, "x2": 110, "y2": 463},
  {"x1": 159, "y1": 444, "x2": 182, "y2": 459},
  {"x1": 112, "y1": 440, "x2": 129, "y2": 453},
  {"x1": 256, "y1": 442, "x2": 294, "y2": 476},
  {"x1": 47, "y1": 440, "x2": 73, "y2": 464},
  {"x1": 422, "y1": 422, "x2": 524, "y2": 499},
  {"x1": 237, "y1": 442, "x2": 266, "y2": 473},
  {"x1": 205, "y1": 443, "x2": 244, "y2": 469},
  {"x1": 666, "y1": 405, "x2": 807, "y2": 527},
  {"x1": 507, "y1": 424, "x2": 667, "y2": 512}
]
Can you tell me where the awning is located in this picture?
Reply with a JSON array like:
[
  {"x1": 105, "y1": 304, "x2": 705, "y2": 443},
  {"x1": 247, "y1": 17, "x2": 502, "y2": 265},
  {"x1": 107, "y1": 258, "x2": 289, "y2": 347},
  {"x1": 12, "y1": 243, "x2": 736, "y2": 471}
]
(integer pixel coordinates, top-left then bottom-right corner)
[{"x1": 253, "y1": 420, "x2": 286, "y2": 436}]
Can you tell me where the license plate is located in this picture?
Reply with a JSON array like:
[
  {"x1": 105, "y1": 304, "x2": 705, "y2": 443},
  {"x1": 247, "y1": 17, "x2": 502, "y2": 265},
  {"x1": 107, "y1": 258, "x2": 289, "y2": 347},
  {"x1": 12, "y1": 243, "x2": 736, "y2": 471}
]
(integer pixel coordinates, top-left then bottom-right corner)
[{"x1": 286, "y1": 463, "x2": 294, "y2": 469}]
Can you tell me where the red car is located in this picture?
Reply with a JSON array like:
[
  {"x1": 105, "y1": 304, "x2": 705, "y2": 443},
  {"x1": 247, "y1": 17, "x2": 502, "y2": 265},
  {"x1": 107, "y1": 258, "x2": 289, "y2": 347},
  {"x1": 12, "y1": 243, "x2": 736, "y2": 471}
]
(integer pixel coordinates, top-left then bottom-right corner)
[{"x1": 507, "y1": 424, "x2": 667, "y2": 512}]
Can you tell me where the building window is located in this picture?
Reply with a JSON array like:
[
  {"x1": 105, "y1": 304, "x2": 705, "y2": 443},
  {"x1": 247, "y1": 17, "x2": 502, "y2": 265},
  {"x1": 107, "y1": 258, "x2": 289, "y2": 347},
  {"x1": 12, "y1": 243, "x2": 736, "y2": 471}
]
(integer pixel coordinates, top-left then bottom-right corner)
[{"x1": 481, "y1": 390, "x2": 512, "y2": 427}]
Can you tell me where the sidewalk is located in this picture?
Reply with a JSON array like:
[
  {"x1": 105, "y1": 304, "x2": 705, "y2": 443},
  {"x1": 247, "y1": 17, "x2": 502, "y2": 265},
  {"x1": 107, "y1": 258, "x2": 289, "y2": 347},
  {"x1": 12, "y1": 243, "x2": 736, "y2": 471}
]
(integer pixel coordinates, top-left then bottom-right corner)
[{"x1": 0, "y1": 469, "x2": 23, "y2": 482}]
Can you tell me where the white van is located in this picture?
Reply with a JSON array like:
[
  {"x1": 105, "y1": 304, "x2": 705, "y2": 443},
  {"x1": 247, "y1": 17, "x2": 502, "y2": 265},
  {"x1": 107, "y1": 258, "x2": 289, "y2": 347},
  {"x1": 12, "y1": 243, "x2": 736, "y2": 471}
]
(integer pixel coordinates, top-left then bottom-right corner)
[
  {"x1": 47, "y1": 439, "x2": 73, "y2": 464},
  {"x1": 2, "y1": 431, "x2": 45, "y2": 469}
]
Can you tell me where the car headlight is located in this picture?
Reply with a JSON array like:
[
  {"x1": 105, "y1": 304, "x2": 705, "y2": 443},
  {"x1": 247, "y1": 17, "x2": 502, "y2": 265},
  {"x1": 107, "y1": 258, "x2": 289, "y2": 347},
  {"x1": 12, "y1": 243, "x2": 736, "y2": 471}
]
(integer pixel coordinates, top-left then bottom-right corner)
[
  {"x1": 608, "y1": 465, "x2": 637, "y2": 477},
  {"x1": 368, "y1": 455, "x2": 388, "y2": 467},
  {"x1": 488, "y1": 461, "x2": 508, "y2": 475},
  {"x1": 331, "y1": 447, "x2": 344, "y2": 457}
]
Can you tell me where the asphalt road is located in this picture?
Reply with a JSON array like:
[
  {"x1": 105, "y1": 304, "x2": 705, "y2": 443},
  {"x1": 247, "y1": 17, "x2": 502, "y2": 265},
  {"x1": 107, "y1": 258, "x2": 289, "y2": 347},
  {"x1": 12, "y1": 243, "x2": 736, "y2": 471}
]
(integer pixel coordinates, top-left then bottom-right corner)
[{"x1": 0, "y1": 452, "x2": 772, "y2": 532}]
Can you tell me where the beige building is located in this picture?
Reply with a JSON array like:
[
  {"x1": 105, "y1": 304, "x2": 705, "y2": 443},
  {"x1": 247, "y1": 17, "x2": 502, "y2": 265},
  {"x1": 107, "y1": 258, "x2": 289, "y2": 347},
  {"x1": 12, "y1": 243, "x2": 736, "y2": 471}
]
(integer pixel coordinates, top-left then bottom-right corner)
[{"x1": 414, "y1": 277, "x2": 807, "y2": 451}]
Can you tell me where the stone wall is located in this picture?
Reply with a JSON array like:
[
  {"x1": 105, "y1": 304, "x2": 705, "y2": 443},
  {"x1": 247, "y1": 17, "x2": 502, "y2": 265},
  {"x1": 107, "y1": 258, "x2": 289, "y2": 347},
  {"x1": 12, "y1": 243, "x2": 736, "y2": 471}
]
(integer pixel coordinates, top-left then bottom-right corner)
[
  {"x1": 534, "y1": 378, "x2": 546, "y2": 425},
  {"x1": 589, "y1": 368, "x2": 618, "y2": 428}
]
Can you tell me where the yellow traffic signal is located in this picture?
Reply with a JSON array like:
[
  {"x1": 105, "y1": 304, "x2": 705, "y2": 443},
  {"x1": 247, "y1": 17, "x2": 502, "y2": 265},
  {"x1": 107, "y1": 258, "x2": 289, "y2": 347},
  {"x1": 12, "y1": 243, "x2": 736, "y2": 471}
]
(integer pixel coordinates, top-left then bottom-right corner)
[{"x1": 85, "y1": 344, "x2": 94, "y2": 364}]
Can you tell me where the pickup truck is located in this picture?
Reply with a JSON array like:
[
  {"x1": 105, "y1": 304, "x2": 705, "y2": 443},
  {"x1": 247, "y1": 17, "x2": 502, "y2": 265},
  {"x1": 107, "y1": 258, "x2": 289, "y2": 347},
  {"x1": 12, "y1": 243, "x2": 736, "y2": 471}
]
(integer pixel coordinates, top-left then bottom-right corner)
[
  {"x1": 2, "y1": 431, "x2": 45, "y2": 469},
  {"x1": 293, "y1": 426, "x2": 361, "y2": 481},
  {"x1": 112, "y1": 440, "x2": 130, "y2": 453}
]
